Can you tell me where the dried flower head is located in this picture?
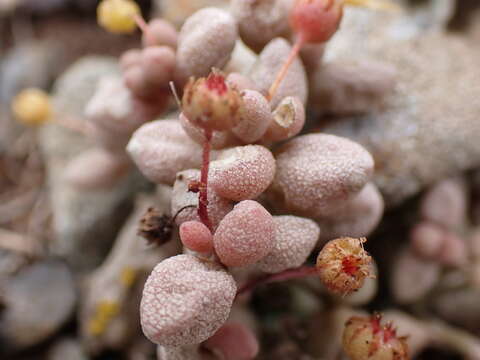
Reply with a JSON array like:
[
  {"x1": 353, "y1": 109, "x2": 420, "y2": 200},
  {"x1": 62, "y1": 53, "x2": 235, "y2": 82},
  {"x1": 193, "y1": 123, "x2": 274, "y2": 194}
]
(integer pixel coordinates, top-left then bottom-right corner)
[
  {"x1": 316, "y1": 237, "x2": 373, "y2": 295},
  {"x1": 182, "y1": 72, "x2": 243, "y2": 131},
  {"x1": 180, "y1": 112, "x2": 240, "y2": 150},
  {"x1": 264, "y1": 96, "x2": 305, "y2": 142},
  {"x1": 343, "y1": 313, "x2": 409, "y2": 360},
  {"x1": 290, "y1": 0, "x2": 344, "y2": 44},
  {"x1": 97, "y1": 0, "x2": 140, "y2": 34},
  {"x1": 138, "y1": 207, "x2": 173, "y2": 246},
  {"x1": 12, "y1": 88, "x2": 52, "y2": 126}
]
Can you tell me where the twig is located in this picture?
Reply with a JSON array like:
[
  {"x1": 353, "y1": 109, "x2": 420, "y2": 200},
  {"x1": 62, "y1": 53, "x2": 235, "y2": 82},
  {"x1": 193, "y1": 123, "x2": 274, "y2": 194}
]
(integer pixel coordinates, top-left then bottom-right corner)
[
  {"x1": 198, "y1": 128, "x2": 213, "y2": 232},
  {"x1": 267, "y1": 37, "x2": 304, "y2": 102},
  {"x1": 236, "y1": 265, "x2": 318, "y2": 297}
]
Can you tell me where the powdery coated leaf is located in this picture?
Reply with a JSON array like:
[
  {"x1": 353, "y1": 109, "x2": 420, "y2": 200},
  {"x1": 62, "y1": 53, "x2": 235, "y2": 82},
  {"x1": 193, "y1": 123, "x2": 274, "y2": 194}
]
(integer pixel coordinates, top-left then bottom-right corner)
[
  {"x1": 174, "y1": 8, "x2": 237, "y2": 86},
  {"x1": 123, "y1": 65, "x2": 154, "y2": 99},
  {"x1": 127, "y1": 120, "x2": 202, "y2": 185},
  {"x1": 231, "y1": 0, "x2": 293, "y2": 53},
  {"x1": 410, "y1": 222, "x2": 445, "y2": 260},
  {"x1": 85, "y1": 76, "x2": 168, "y2": 151},
  {"x1": 64, "y1": 148, "x2": 130, "y2": 190},
  {"x1": 420, "y1": 177, "x2": 467, "y2": 230},
  {"x1": 85, "y1": 76, "x2": 143, "y2": 136},
  {"x1": 318, "y1": 183, "x2": 384, "y2": 242},
  {"x1": 231, "y1": 90, "x2": 272, "y2": 143},
  {"x1": 438, "y1": 231, "x2": 468, "y2": 267},
  {"x1": 391, "y1": 247, "x2": 440, "y2": 304},
  {"x1": 270, "y1": 133, "x2": 374, "y2": 218},
  {"x1": 249, "y1": 37, "x2": 308, "y2": 108},
  {"x1": 171, "y1": 169, "x2": 233, "y2": 231},
  {"x1": 140, "y1": 254, "x2": 236, "y2": 347},
  {"x1": 210, "y1": 145, "x2": 276, "y2": 201},
  {"x1": 226, "y1": 73, "x2": 259, "y2": 93},
  {"x1": 180, "y1": 112, "x2": 240, "y2": 150},
  {"x1": 141, "y1": 46, "x2": 176, "y2": 87},
  {"x1": 264, "y1": 96, "x2": 305, "y2": 142},
  {"x1": 214, "y1": 200, "x2": 275, "y2": 267},
  {"x1": 119, "y1": 49, "x2": 141, "y2": 70},
  {"x1": 203, "y1": 322, "x2": 259, "y2": 360},
  {"x1": 257, "y1": 216, "x2": 320, "y2": 274},
  {"x1": 142, "y1": 19, "x2": 178, "y2": 49},
  {"x1": 179, "y1": 221, "x2": 213, "y2": 254}
]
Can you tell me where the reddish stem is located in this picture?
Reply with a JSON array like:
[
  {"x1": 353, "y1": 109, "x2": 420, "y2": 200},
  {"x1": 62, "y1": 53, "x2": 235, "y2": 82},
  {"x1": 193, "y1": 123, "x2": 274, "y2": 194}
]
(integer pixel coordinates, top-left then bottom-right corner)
[
  {"x1": 236, "y1": 265, "x2": 317, "y2": 297},
  {"x1": 133, "y1": 14, "x2": 149, "y2": 33},
  {"x1": 198, "y1": 128, "x2": 213, "y2": 232},
  {"x1": 266, "y1": 36, "x2": 304, "y2": 102},
  {"x1": 133, "y1": 14, "x2": 155, "y2": 45}
]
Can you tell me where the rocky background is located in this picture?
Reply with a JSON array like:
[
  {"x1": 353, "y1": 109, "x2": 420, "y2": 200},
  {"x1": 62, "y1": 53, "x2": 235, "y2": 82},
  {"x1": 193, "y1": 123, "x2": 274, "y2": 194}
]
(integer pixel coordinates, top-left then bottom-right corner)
[{"x1": 1, "y1": 0, "x2": 480, "y2": 359}]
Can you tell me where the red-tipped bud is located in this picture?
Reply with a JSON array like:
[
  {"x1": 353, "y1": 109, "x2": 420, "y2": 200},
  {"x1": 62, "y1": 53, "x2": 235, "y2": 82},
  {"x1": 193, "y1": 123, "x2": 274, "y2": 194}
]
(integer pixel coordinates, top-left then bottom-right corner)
[
  {"x1": 343, "y1": 314, "x2": 409, "y2": 360},
  {"x1": 290, "y1": 0, "x2": 344, "y2": 44},
  {"x1": 182, "y1": 72, "x2": 243, "y2": 131},
  {"x1": 316, "y1": 237, "x2": 373, "y2": 295}
]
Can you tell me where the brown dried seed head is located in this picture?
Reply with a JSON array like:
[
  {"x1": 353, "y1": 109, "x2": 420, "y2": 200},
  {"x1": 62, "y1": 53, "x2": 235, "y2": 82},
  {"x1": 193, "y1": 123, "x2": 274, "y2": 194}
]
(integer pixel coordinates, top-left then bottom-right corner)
[
  {"x1": 343, "y1": 314, "x2": 409, "y2": 360},
  {"x1": 182, "y1": 72, "x2": 243, "y2": 131},
  {"x1": 138, "y1": 207, "x2": 173, "y2": 246},
  {"x1": 316, "y1": 237, "x2": 373, "y2": 295}
]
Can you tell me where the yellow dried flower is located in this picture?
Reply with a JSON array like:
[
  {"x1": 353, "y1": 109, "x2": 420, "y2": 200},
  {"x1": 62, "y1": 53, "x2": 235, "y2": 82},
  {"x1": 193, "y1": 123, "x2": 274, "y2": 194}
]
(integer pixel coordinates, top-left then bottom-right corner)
[
  {"x1": 120, "y1": 267, "x2": 137, "y2": 288},
  {"x1": 88, "y1": 300, "x2": 120, "y2": 336},
  {"x1": 12, "y1": 88, "x2": 52, "y2": 126},
  {"x1": 97, "y1": 0, "x2": 141, "y2": 34}
]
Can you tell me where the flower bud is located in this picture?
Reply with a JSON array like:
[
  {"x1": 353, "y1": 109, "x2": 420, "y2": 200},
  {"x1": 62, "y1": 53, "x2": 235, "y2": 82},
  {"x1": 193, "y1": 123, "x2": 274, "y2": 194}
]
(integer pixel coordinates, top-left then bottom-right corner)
[
  {"x1": 182, "y1": 72, "x2": 243, "y2": 131},
  {"x1": 343, "y1": 314, "x2": 409, "y2": 360},
  {"x1": 97, "y1": 0, "x2": 141, "y2": 34},
  {"x1": 316, "y1": 237, "x2": 373, "y2": 295},
  {"x1": 12, "y1": 88, "x2": 52, "y2": 126},
  {"x1": 290, "y1": 0, "x2": 343, "y2": 44}
]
